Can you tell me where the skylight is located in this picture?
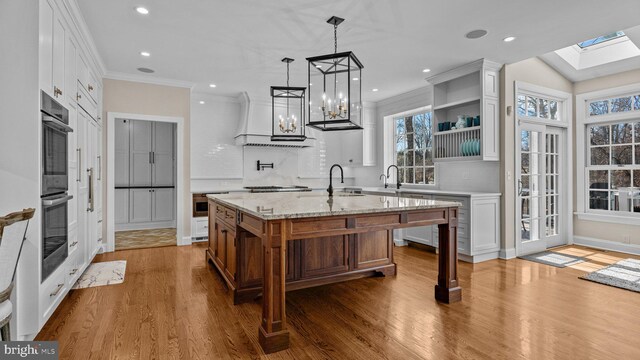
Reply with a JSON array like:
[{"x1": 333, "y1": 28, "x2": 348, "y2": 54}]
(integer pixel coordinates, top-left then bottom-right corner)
[{"x1": 577, "y1": 31, "x2": 626, "y2": 48}]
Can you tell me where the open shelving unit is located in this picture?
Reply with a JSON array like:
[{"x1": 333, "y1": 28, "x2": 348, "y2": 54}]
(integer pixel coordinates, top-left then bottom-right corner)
[{"x1": 427, "y1": 59, "x2": 501, "y2": 162}]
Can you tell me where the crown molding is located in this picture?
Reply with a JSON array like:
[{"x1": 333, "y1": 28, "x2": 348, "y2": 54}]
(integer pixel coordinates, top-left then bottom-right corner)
[
  {"x1": 104, "y1": 71, "x2": 196, "y2": 89},
  {"x1": 62, "y1": 0, "x2": 107, "y2": 76},
  {"x1": 191, "y1": 92, "x2": 241, "y2": 104}
]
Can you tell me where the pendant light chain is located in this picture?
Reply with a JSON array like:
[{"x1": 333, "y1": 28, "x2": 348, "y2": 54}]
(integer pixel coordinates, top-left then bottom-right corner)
[{"x1": 334, "y1": 23, "x2": 338, "y2": 54}]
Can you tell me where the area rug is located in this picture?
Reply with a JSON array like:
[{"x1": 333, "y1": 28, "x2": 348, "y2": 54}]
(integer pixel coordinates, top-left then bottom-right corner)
[
  {"x1": 72, "y1": 260, "x2": 127, "y2": 289},
  {"x1": 581, "y1": 258, "x2": 640, "y2": 293},
  {"x1": 518, "y1": 251, "x2": 585, "y2": 268}
]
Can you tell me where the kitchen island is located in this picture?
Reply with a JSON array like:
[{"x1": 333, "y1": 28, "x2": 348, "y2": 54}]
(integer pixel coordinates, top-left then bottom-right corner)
[{"x1": 206, "y1": 192, "x2": 462, "y2": 354}]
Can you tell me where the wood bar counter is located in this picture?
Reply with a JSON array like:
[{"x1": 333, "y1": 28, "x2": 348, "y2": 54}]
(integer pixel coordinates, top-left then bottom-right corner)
[{"x1": 206, "y1": 192, "x2": 462, "y2": 354}]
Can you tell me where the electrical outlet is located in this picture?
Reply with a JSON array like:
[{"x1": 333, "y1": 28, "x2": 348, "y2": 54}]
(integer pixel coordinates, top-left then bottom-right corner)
[{"x1": 624, "y1": 235, "x2": 631, "y2": 244}]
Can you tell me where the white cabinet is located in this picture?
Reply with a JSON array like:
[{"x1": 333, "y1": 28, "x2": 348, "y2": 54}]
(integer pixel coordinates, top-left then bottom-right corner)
[
  {"x1": 39, "y1": 0, "x2": 66, "y2": 103},
  {"x1": 129, "y1": 188, "x2": 153, "y2": 223},
  {"x1": 152, "y1": 122, "x2": 175, "y2": 186},
  {"x1": 428, "y1": 59, "x2": 501, "y2": 161},
  {"x1": 152, "y1": 188, "x2": 175, "y2": 222},
  {"x1": 129, "y1": 188, "x2": 175, "y2": 225},
  {"x1": 114, "y1": 189, "x2": 129, "y2": 225}
]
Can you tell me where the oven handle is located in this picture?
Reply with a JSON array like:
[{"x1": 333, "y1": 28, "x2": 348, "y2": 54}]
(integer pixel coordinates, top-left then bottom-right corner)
[
  {"x1": 43, "y1": 115, "x2": 73, "y2": 133},
  {"x1": 42, "y1": 195, "x2": 73, "y2": 207}
]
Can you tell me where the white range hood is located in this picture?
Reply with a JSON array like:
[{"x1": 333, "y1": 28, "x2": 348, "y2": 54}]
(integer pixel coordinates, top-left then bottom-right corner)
[{"x1": 235, "y1": 92, "x2": 316, "y2": 148}]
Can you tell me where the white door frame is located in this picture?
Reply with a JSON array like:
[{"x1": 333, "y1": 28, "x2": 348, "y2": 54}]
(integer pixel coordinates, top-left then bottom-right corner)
[
  {"x1": 513, "y1": 82, "x2": 573, "y2": 256},
  {"x1": 106, "y1": 112, "x2": 186, "y2": 252}
]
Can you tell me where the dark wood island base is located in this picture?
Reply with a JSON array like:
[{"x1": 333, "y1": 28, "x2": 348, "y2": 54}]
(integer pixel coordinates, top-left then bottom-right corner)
[{"x1": 206, "y1": 194, "x2": 461, "y2": 354}]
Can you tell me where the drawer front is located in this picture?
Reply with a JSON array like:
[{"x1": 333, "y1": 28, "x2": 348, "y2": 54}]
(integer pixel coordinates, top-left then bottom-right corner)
[
  {"x1": 195, "y1": 218, "x2": 209, "y2": 237},
  {"x1": 224, "y1": 208, "x2": 237, "y2": 225},
  {"x1": 77, "y1": 84, "x2": 97, "y2": 120},
  {"x1": 40, "y1": 269, "x2": 69, "y2": 322},
  {"x1": 66, "y1": 252, "x2": 81, "y2": 287}
]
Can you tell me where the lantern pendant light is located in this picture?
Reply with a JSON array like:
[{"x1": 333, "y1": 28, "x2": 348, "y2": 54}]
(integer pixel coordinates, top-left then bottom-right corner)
[
  {"x1": 271, "y1": 57, "x2": 307, "y2": 141},
  {"x1": 306, "y1": 16, "x2": 364, "y2": 131}
]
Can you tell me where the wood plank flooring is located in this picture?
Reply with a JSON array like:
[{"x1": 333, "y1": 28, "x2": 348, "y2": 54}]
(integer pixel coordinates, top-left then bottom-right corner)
[
  {"x1": 115, "y1": 228, "x2": 176, "y2": 250},
  {"x1": 36, "y1": 244, "x2": 640, "y2": 359}
]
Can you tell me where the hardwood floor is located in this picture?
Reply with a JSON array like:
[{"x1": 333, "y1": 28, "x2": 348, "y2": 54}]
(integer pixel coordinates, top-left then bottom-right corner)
[
  {"x1": 115, "y1": 228, "x2": 176, "y2": 250},
  {"x1": 37, "y1": 243, "x2": 640, "y2": 359}
]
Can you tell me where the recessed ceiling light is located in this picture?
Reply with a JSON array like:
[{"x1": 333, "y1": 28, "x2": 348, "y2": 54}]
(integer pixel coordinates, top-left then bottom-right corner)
[
  {"x1": 465, "y1": 29, "x2": 488, "y2": 39},
  {"x1": 503, "y1": 36, "x2": 516, "y2": 42},
  {"x1": 209, "y1": 84, "x2": 216, "y2": 88},
  {"x1": 372, "y1": 88, "x2": 379, "y2": 92},
  {"x1": 422, "y1": 68, "x2": 431, "y2": 73},
  {"x1": 140, "y1": 51, "x2": 150, "y2": 57},
  {"x1": 199, "y1": 101, "x2": 205, "y2": 104},
  {"x1": 135, "y1": 7, "x2": 149, "y2": 15},
  {"x1": 352, "y1": 77, "x2": 359, "y2": 81},
  {"x1": 137, "y1": 67, "x2": 154, "y2": 73}
]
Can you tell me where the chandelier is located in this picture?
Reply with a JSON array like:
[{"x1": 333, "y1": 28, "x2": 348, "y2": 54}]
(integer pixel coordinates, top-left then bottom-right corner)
[
  {"x1": 271, "y1": 57, "x2": 306, "y2": 141},
  {"x1": 307, "y1": 16, "x2": 363, "y2": 131}
]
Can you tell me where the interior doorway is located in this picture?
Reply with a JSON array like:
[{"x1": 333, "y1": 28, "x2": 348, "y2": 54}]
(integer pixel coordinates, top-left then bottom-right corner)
[{"x1": 106, "y1": 113, "x2": 185, "y2": 252}]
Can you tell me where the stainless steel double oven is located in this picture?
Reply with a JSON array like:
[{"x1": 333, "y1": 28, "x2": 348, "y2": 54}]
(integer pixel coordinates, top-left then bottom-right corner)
[{"x1": 41, "y1": 91, "x2": 73, "y2": 281}]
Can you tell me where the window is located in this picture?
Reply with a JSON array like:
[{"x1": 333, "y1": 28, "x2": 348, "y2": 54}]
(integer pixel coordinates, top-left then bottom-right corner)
[
  {"x1": 517, "y1": 94, "x2": 560, "y2": 120},
  {"x1": 394, "y1": 112, "x2": 435, "y2": 184},
  {"x1": 587, "y1": 121, "x2": 640, "y2": 213},
  {"x1": 588, "y1": 95, "x2": 640, "y2": 116},
  {"x1": 577, "y1": 31, "x2": 625, "y2": 49}
]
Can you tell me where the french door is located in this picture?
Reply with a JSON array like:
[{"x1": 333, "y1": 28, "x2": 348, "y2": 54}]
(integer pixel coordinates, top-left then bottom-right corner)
[{"x1": 517, "y1": 123, "x2": 565, "y2": 255}]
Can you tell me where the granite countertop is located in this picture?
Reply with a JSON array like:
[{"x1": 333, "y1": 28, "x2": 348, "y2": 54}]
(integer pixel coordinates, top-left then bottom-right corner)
[
  {"x1": 207, "y1": 192, "x2": 461, "y2": 220},
  {"x1": 359, "y1": 187, "x2": 502, "y2": 197}
]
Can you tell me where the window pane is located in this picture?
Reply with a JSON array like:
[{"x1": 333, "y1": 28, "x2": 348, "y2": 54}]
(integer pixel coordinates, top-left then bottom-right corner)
[
  {"x1": 611, "y1": 123, "x2": 632, "y2": 144},
  {"x1": 550, "y1": 101, "x2": 558, "y2": 120},
  {"x1": 589, "y1": 170, "x2": 609, "y2": 189},
  {"x1": 521, "y1": 131, "x2": 530, "y2": 151},
  {"x1": 634, "y1": 170, "x2": 640, "y2": 188},
  {"x1": 413, "y1": 115, "x2": 427, "y2": 149},
  {"x1": 538, "y1": 98, "x2": 549, "y2": 118},
  {"x1": 425, "y1": 148, "x2": 434, "y2": 166},
  {"x1": 521, "y1": 153, "x2": 530, "y2": 174},
  {"x1": 396, "y1": 150, "x2": 405, "y2": 166},
  {"x1": 425, "y1": 167, "x2": 435, "y2": 184},
  {"x1": 612, "y1": 145, "x2": 633, "y2": 165},
  {"x1": 396, "y1": 118, "x2": 405, "y2": 135},
  {"x1": 589, "y1": 191, "x2": 609, "y2": 210},
  {"x1": 635, "y1": 122, "x2": 640, "y2": 143},
  {"x1": 590, "y1": 147, "x2": 610, "y2": 165},
  {"x1": 590, "y1": 125, "x2": 610, "y2": 145},
  {"x1": 396, "y1": 134, "x2": 407, "y2": 152},
  {"x1": 415, "y1": 149, "x2": 424, "y2": 167},
  {"x1": 517, "y1": 95, "x2": 526, "y2": 116},
  {"x1": 405, "y1": 168, "x2": 414, "y2": 183},
  {"x1": 398, "y1": 168, "x2": 405, "y2": 184},
  {"x1": 589, "y1": 100, "x2": 609, "y2": 116},
  {"x1": 611, "y1": 170, "x2": 631, "y2": 189},
  {"x1": 611, "y1": 97, "x2": 632, "y2": 112},
  {"x1": 406, "y1": 150, "x2": 414, "y2": 167},
  {"x1": 415, "y1": 167, "x2": 424, "y2": 184},
  {"x1": 636, "y1": 145, "x2": 640, "y2": 165},
  {"x1": 527, "y1": 96, "x2": 537, "y2": 117},
  {"x1": 634, "y1": 96, "x2": 640, "y2": 111},
  {"x1": 521, "y1": 175, "x2": 529, "y2": 195}
]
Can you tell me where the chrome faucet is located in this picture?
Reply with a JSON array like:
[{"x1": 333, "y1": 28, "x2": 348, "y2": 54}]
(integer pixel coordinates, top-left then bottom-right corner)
[
  {"x1": 327, "y1": 164, "x2": 344, "y2": 197},
  {"x1": 386, "y1": 165, "x2": 401, "y2": 190},
  {"x1": 379, "y1": 174, "x2": 388, "y2": 188}
]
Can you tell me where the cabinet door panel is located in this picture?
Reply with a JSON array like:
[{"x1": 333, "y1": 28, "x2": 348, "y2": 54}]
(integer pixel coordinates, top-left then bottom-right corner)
[
  {"x1": 152, "y1": 122, "x2": 175, "y2": 186},
  {"x1": 52, "y1": 15, "x2": 65, "y2": 102},
  {"x1": 114, "y1": 119, "x2": 129, "y2": 186},
  {"x1": 129, "y1": 189, "x2": 152, "y2": 223},
  {"x1": 65, "y1": 35, "x2": 77, "y2": 105},
  {"x1": 77, "y1": 55, "x2": 89, "y2": 91},
  {"x1": 215, "y1": 222, "x2": 227, "y2": 269},
  {"x1": 225, "y1": 230, "x2": 237, "y2": 281},
  {"x1": 300, "y1": 235, "x2": 349, "y2": 278},
  {"x1": 353, "y1": 230, "x2": 391, "y2": 270},
  {"x1": 129, "y1": 120, "x2": 152, "y2": 186},
  {"x1": 152, "y1": 188, "x2": 174, "y2": 222},
  {"x1": 39, "y1": 0, "x2": 54, "y2": 97},
  {"x1": 208, "y1": 204, "x2": 216, "y2": 255},
  {"x1": 114, "y1": 189, "x2": 129, "y2": 224}
]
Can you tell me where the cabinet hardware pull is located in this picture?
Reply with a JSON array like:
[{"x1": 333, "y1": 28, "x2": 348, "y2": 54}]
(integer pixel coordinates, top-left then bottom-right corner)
[
  {"x1": 97, "y1": 156, "x2": 101, "y2": 180},
  {"x1": 69, "y1": 268, "x2": 78, "y2": 275},
  {"x1": 149, "y1": 152, "x2": 152, "y2": 164},
  {"x1": 87, "y1": 168, "x2": 94, "y2": 212},
  {"x1": 152, "y1": 152, "x2": 155, "y2": 164},
  {"x1": 71, "y1": 241, "x2": 78, "y2": 247},
  {"x1": 50, "y1": 283, "x2": 64, "y2": 297},
  {"x1": 88, "y1": 84, "x2": 94, "y2": 91},
  {"x1": 77, "y1": 148, "x2": 82, "y2": 181},
  {"x1": 77, "y1": 93, "x2": 82, "y2": 100}
]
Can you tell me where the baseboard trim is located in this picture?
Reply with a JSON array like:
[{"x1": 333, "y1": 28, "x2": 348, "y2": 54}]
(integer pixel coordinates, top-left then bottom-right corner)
[
  {"x1": 179, "y1": 236, "x2": 192, "y2": 246},
  {"x1": 573, "y1": 236, "x2": 640, "y2": 255},
  {"x1": 499, "y1": 248, "x2": 516, "y2": 260}
]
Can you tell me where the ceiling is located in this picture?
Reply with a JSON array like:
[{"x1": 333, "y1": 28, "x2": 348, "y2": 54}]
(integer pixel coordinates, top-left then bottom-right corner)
[{"x1": 78, "y1": 0, "x2": 640, "y2": 102}]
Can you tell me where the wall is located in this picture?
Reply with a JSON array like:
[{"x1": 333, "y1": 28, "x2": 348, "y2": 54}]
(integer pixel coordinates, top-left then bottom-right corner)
[
  {"x1": 573, "y1": 68, "x2": 640, "y2": 246},
  {"x1": 0, "y1": 0, "x2": 41, "y2": 338},
  {"x1": 500, "y1": 58, "x2": 573, "y2": 255},
  {"x1": 189, "y1": 94, "x2": 355, "y2": 193},
  {"x1": 353, "y1": 86, "x2": 500, "y2": 192},
  {"x1": 102, "y1": 79, "x2": 191, "y2": 236}
]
